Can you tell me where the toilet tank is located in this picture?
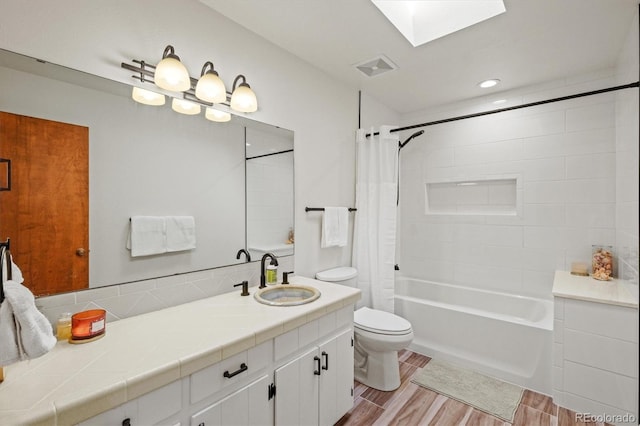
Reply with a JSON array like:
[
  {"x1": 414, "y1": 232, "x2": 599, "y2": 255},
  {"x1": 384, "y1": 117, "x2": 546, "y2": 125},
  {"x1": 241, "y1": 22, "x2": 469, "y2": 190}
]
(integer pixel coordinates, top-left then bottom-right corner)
[{"x1": 315, "y1": 267, "x2": 358, "y2": 287}]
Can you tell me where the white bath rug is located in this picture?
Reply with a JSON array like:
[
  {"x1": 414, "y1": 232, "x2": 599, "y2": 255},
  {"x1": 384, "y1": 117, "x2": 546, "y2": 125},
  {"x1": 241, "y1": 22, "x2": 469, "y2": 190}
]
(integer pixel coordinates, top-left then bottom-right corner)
[{"x1": 411, "y1": 359, "x2": 524, "y2": 422}]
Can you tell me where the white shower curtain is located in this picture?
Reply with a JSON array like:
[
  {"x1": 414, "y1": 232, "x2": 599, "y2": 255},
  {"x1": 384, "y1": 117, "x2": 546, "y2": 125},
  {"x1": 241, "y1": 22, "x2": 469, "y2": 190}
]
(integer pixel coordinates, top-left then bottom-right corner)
[{"x1": 352, "y1": 126, "x2": 399, "y2": 313}]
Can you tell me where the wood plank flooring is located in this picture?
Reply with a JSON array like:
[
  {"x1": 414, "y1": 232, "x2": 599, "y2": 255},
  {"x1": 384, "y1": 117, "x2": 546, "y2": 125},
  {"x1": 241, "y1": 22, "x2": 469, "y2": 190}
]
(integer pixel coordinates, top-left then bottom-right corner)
[{"x1": 335, "y1": 350, "x2": 612, "y2": 426}]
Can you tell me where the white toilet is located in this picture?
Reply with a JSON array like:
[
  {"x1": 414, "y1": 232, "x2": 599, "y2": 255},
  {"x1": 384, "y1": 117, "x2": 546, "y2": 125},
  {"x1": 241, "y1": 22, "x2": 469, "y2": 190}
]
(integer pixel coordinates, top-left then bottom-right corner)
[{"x1": 315, "y1": 267, "x2": 414, "y2": 391}]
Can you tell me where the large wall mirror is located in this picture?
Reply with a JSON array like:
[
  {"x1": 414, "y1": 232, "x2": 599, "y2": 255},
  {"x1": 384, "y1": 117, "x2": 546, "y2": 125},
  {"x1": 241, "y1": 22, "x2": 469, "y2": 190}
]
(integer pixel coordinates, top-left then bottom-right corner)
[{"x1": 0, "y1": 48, "x2": 294, "y2": 297}]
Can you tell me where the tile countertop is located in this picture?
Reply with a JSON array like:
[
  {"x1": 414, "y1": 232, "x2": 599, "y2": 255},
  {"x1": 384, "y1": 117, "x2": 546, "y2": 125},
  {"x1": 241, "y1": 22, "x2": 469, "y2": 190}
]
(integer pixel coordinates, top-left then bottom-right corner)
[
  {"x1": 552, "y1": 270, "x2": 639, "y2": 308},
  {"x1": 0, "y1": 276, "x2": 361, "y2": 426}
]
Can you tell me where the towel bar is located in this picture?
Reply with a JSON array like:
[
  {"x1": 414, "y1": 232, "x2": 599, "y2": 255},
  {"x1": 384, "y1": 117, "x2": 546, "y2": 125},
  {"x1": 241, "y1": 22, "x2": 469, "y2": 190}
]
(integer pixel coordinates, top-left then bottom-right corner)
[{"x1": 305, "y1": 207, "x2": 356, "y2": 212}]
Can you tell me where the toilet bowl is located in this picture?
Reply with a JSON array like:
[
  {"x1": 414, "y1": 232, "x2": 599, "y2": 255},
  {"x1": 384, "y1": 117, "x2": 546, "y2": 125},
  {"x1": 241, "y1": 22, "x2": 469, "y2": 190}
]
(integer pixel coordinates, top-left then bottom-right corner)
[{"x1": 315, "y1": 267, "x2": 414, "y2": 391}]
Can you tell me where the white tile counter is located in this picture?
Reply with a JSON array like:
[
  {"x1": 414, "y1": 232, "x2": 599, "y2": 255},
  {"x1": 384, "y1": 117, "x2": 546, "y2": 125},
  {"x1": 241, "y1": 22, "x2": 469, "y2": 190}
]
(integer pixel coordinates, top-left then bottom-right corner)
[{"x1": 0, "y1": 276, "x2": 360, "y2": 425}]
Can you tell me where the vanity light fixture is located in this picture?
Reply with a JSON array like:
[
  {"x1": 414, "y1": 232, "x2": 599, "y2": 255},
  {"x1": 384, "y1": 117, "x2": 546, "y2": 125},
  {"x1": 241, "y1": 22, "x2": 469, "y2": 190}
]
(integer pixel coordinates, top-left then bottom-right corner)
[
  {"x1": 205, "y1": 107, "x2": 231, "y2": 122},
  {"x1": 196, "y1": 62, "x2": 227, "y2": 103},
  {"x1": 154, "y1": 45, "x2": 191, "y2": 92},
  {"x1": 121, "y1": 45, "x2": 260, "y2": 122},
  {"x1": 172, "y1": 98, "x2": 201, "y2": 115},
  {"x1": 230, "y1": 75, "x2": 258, "y2": 113},
  {"x1": 478, "y1": 79, "x2": 501, "y2": 88},
  {"x1": 131, "y1": 87, "x2": 166, "y2": 106}
]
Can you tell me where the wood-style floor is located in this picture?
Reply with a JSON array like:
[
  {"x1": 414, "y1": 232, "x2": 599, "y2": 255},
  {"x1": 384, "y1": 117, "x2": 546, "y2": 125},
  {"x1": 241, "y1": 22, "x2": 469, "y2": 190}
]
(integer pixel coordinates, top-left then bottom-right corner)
[{"x1": 335, "y1": 350, "x2": 612, "y2": 426}]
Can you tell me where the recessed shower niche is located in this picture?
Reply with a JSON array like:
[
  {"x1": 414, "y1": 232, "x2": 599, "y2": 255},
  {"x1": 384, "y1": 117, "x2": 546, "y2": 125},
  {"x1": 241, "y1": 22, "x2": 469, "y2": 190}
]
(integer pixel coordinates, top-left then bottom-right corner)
[{"x1": 425, "y1": 177, "x2": 520, "y2": 215}]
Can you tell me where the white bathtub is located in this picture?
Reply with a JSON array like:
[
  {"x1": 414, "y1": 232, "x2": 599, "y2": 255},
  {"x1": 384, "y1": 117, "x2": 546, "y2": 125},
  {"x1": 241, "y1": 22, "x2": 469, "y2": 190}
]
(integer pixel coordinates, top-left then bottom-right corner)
[{"x1": 394, "y1": 276, "x2": 553, "y2": 394}]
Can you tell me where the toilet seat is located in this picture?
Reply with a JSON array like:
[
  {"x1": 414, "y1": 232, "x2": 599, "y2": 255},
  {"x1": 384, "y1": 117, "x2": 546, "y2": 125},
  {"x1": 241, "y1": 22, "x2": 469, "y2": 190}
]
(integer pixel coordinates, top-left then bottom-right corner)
[
  {"x1": 354, "y1": 307, "x2": 412, "y2": 336},
  {"x1": 315, "y1": 267, "x2": 358, "y2": 282}
]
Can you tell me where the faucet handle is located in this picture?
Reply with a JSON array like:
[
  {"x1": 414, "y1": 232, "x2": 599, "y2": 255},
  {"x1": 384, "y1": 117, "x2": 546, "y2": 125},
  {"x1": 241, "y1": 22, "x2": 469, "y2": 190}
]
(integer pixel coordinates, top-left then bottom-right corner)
[
  {"x1": 234, "y1": 280, "x2": 250, "y2": 296},
  {"x1": 282, "y1": 271, "x2": 294, "y2": 285}
]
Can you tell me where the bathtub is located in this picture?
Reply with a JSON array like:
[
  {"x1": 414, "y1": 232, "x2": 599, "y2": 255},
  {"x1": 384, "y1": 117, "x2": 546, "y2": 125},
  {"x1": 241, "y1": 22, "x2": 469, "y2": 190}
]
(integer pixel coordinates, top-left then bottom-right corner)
[{"x1": 394, "y1": 276, "x2": 553, "y2": 395}]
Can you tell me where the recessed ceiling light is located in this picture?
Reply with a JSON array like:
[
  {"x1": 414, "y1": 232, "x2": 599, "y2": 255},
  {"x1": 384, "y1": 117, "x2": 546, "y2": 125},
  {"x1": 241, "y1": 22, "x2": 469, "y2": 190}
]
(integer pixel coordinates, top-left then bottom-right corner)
[
  {"x1": 479, "y1": 79, "x2": 500, "y2": 88},
  {"x1": 371, "y1": 0, "x2": 506, "y2": 47},
  {"x1": 493, "y1": 99, "x2": 507, "y2": 105}
]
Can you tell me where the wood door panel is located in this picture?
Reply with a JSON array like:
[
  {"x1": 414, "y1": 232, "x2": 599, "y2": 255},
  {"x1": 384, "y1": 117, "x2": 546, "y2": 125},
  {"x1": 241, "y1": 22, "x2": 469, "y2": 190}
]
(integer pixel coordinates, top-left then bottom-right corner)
[{"x1": 0, "y1": 112, "x2": 88, "y2": 296}]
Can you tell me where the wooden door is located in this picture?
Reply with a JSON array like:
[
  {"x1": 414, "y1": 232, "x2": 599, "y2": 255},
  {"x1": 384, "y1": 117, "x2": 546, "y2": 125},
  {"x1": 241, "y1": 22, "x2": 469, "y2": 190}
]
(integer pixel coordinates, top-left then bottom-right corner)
[{"x1": 0, "y1": 112, "x2": 88, "y2": 296}]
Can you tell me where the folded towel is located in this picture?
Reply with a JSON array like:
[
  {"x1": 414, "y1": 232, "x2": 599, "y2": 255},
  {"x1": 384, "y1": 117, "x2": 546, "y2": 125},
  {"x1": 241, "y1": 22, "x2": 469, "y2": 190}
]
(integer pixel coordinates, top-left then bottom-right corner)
[
  {"x1": 0, "y1": 280, "x2": 56, "y2": 366},
  {"x1": 166, "y1": 216, "x2": 196, "y2": 252},
  {"x1": 321, "y1": 207, "x2": 349, "y2": 248},
  {"x1": 128, "y1": 216, "x2": 167, "y2": 257}
]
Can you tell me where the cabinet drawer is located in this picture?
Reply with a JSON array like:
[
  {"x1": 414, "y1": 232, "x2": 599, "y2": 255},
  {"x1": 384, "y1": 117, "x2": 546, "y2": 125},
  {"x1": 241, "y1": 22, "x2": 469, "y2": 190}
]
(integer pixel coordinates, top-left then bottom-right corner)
[
  {"x1": 190, "y1": 340, "x2": 272, "y2": 404},
  {"x1": 78, "y1": 380, "x2": 182, "y2": 426}
]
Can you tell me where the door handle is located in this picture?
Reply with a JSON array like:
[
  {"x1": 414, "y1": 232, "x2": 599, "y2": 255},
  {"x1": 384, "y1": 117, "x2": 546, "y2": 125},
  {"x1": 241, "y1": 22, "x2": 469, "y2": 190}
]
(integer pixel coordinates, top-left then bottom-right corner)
[
  {"x1": 76, "y1": 248, "x2": 87, "y2": 257},
  {"x1": 321, "y1": 351, "x2": 328, "y2": 371},
  {"x1": 313, "y1": 356, "x2": 321, "y2": 375},
  {"x1": 0, "y1": 158, "x2": 10, "y2": 191}
]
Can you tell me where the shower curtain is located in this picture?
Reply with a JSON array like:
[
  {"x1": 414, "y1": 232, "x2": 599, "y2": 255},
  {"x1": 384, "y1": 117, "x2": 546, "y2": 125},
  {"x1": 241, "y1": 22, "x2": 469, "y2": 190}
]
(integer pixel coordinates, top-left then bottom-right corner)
[{"x1": 352, "y1": 126, "x2": 399, "y2": 313}]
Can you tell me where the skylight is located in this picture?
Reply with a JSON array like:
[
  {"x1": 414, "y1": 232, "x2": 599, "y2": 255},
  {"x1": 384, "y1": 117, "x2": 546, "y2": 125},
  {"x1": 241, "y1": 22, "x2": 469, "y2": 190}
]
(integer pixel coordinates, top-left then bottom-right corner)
[{"x1": 371, "y1": 0, "x2": 506, "y2": 47}]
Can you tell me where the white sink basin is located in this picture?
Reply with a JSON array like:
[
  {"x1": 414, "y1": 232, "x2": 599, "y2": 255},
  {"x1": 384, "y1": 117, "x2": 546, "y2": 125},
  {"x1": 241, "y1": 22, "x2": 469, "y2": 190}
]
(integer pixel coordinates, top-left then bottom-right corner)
[{"x1": 254, "y1": 285, "x2": 320, "y2": 306}]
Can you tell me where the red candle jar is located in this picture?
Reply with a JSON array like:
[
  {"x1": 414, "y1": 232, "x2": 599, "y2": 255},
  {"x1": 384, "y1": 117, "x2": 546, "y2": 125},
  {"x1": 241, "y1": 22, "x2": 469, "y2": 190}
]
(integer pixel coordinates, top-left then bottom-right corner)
[{"x1": 70, "y1": 309, "x2": 106, "y2": 342}]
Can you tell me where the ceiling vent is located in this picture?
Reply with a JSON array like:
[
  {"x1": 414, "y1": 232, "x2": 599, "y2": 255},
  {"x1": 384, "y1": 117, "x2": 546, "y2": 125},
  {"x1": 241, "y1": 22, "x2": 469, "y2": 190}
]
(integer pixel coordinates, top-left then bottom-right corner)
[{"x1": 354, "y1": 55, "x2": 397, "y2": 77}]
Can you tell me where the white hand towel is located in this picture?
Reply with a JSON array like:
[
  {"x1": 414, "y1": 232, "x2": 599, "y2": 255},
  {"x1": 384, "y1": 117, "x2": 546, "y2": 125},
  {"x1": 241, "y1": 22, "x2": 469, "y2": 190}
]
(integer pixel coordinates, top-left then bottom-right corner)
[
  {"x1": 321, "y1": 207, "x2": 349, "y2": 248},
  {"x1": 128, "y1": 216, "x2": 167, "y2": 257},
  {"x1": 166, "y1": 216, "x2": 196, "y2": 252},
  {"x1": 0, "y1": 280, "x2": 56, "y2": 365}
]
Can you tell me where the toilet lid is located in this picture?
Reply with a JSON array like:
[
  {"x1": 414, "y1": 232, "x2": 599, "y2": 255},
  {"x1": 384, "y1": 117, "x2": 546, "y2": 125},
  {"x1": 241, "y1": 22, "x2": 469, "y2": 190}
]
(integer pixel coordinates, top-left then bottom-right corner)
[
  {"x1": 315, "y1": 267, "x2": 358, "y2": 282},
  {"x1": 354, "y1": 307, "x2": 412, "y2": 335}
]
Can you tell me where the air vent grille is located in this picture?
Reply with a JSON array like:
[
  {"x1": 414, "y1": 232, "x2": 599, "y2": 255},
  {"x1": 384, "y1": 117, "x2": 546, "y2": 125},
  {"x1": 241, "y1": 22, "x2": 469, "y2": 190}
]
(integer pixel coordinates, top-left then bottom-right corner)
[{"x1": 354, "y1": 55, "x2": 397, "y2": 77}]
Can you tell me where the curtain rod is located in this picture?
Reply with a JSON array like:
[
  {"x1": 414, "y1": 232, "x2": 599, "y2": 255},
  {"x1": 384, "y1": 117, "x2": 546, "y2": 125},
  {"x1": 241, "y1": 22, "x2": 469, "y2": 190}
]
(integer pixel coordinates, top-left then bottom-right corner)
[{"x1": 365, "y1": 81, "x2": 640, "y2": 138}]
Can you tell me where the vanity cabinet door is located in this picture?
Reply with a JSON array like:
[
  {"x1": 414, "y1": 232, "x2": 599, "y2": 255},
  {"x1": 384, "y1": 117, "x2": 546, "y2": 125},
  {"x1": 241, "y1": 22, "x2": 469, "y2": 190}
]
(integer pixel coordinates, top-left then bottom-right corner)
[
  {"x1": 190, "y1": 374, "x2": 272, "y2": 426},
  {"x1": 319, "y1": 328, "x2": 354, "y2": 426},
  {"x1": 274, "y1": 328, "x2": 354, "y2": 426},
  {"x1": 274, "y1": 347, "x2": 319, "y2": 426}
]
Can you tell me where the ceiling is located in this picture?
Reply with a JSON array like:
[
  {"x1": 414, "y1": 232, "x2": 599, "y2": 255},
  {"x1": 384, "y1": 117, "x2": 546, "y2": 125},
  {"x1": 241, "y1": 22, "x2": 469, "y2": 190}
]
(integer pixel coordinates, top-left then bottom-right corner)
[{"x1": 200, "y1": 0, "x2": 638, "y2": 114}]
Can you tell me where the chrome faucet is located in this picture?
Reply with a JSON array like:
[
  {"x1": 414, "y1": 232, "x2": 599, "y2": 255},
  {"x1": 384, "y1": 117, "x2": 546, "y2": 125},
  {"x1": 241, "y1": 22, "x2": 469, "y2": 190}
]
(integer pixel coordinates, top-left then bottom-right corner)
[{"x1": 259, "y1": 252, "x2": 279, "y2": 289}]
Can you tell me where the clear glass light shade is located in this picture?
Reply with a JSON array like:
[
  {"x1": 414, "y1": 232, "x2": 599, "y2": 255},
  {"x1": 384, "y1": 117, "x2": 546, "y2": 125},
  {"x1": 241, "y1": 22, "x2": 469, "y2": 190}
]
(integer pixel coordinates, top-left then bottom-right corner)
[
  {"x1": 131, "y1": 87, "x2": 165, "y2": 106},
  {"x1": 230, "y1": 84, "x2": 258, "y2": 113},
  {"x1": 154, "y1": 57, "x2": 191, "y2": 92},
  {"x1": 205, "y1": 107, "x2": 231, "y2": 122},
  {"x1": 196, "y1": 73, "x2": 227, "y2": 103},
  {"x1": 171, "y1": 98, "x2": 201, "y2": 115}
]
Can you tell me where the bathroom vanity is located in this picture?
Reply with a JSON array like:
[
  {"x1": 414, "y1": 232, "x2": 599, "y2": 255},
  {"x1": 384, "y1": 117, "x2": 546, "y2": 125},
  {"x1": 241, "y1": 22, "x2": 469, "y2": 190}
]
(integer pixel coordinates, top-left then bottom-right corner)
[
  {"x1": 552, "y1": 271, "x2": 638, "y2": 423},
  {"x1": 0, "y1": 277, "x2": 360, "y2": 425}
]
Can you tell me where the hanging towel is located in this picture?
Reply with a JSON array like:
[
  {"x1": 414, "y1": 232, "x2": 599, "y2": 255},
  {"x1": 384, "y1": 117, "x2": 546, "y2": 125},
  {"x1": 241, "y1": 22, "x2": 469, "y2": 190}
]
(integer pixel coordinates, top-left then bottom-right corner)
[
  {"x1": 0, "y1": 280, "x2": 56, "y2": 365},
  {"x1": 127, "y1": 216, "x2": 167, "y2": 257},
  {"x1": 166, "y1": 216, "x2": 196, "y2": 252},
  {"x1": 321, "y1": 207, "x2": 349, "y2": 248},
  {"x1": 1, "y1": 251, "x2": 24, "y2": 285}
]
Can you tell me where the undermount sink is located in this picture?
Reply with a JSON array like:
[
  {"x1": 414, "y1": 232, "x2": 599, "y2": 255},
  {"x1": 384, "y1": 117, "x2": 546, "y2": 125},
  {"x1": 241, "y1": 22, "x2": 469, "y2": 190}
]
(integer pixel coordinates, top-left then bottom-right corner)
[{"x1": 254, "y1": 285, "x2": 321, "y2": 306}]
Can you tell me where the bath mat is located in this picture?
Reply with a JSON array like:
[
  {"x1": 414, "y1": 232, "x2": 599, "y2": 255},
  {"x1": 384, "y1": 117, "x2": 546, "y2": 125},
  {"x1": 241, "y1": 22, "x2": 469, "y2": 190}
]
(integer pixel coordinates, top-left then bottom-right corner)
[{"x1": 411, "y1": 359, "x2": 523, "y2": 422}]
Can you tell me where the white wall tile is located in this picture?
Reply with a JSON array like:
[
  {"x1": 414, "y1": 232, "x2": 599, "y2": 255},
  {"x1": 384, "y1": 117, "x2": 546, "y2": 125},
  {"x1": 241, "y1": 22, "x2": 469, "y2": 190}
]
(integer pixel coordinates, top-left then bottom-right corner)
[
  {"x1": 566, "y1": 102, "x2": 615, "y2": 133},
  {"x1": 564, "y1": 299, "x2": 638, "y2": 342},
  {"x1": 564, "y1": 329, "x2": 638, "y2": 377}
]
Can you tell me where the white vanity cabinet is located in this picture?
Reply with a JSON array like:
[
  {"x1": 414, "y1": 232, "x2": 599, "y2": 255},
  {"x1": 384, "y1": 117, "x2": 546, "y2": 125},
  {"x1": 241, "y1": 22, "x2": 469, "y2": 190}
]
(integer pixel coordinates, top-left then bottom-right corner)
[{"x1": 274, "y1": 328, "x2": 354, "y2": 426}]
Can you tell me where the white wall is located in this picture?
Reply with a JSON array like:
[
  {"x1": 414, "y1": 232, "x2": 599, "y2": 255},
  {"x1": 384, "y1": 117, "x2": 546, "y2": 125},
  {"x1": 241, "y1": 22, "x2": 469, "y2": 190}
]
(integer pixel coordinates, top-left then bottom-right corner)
[
  {"x1": 397, "y1": 70, "x2": 623, "y2": 299},
  {"x1": 615, "y1": 9, "x2": 640, "y2": 287},
  {"x1": 0, "y1": 0, "x2": 359, "y2": 280}
]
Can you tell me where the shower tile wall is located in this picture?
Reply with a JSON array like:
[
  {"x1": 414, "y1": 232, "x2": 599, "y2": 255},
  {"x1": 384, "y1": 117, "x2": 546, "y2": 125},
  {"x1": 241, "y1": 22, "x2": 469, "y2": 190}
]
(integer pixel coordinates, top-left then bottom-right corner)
[{"x1": 398, "y1": 71, "x2": 635, "y2": 299}]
